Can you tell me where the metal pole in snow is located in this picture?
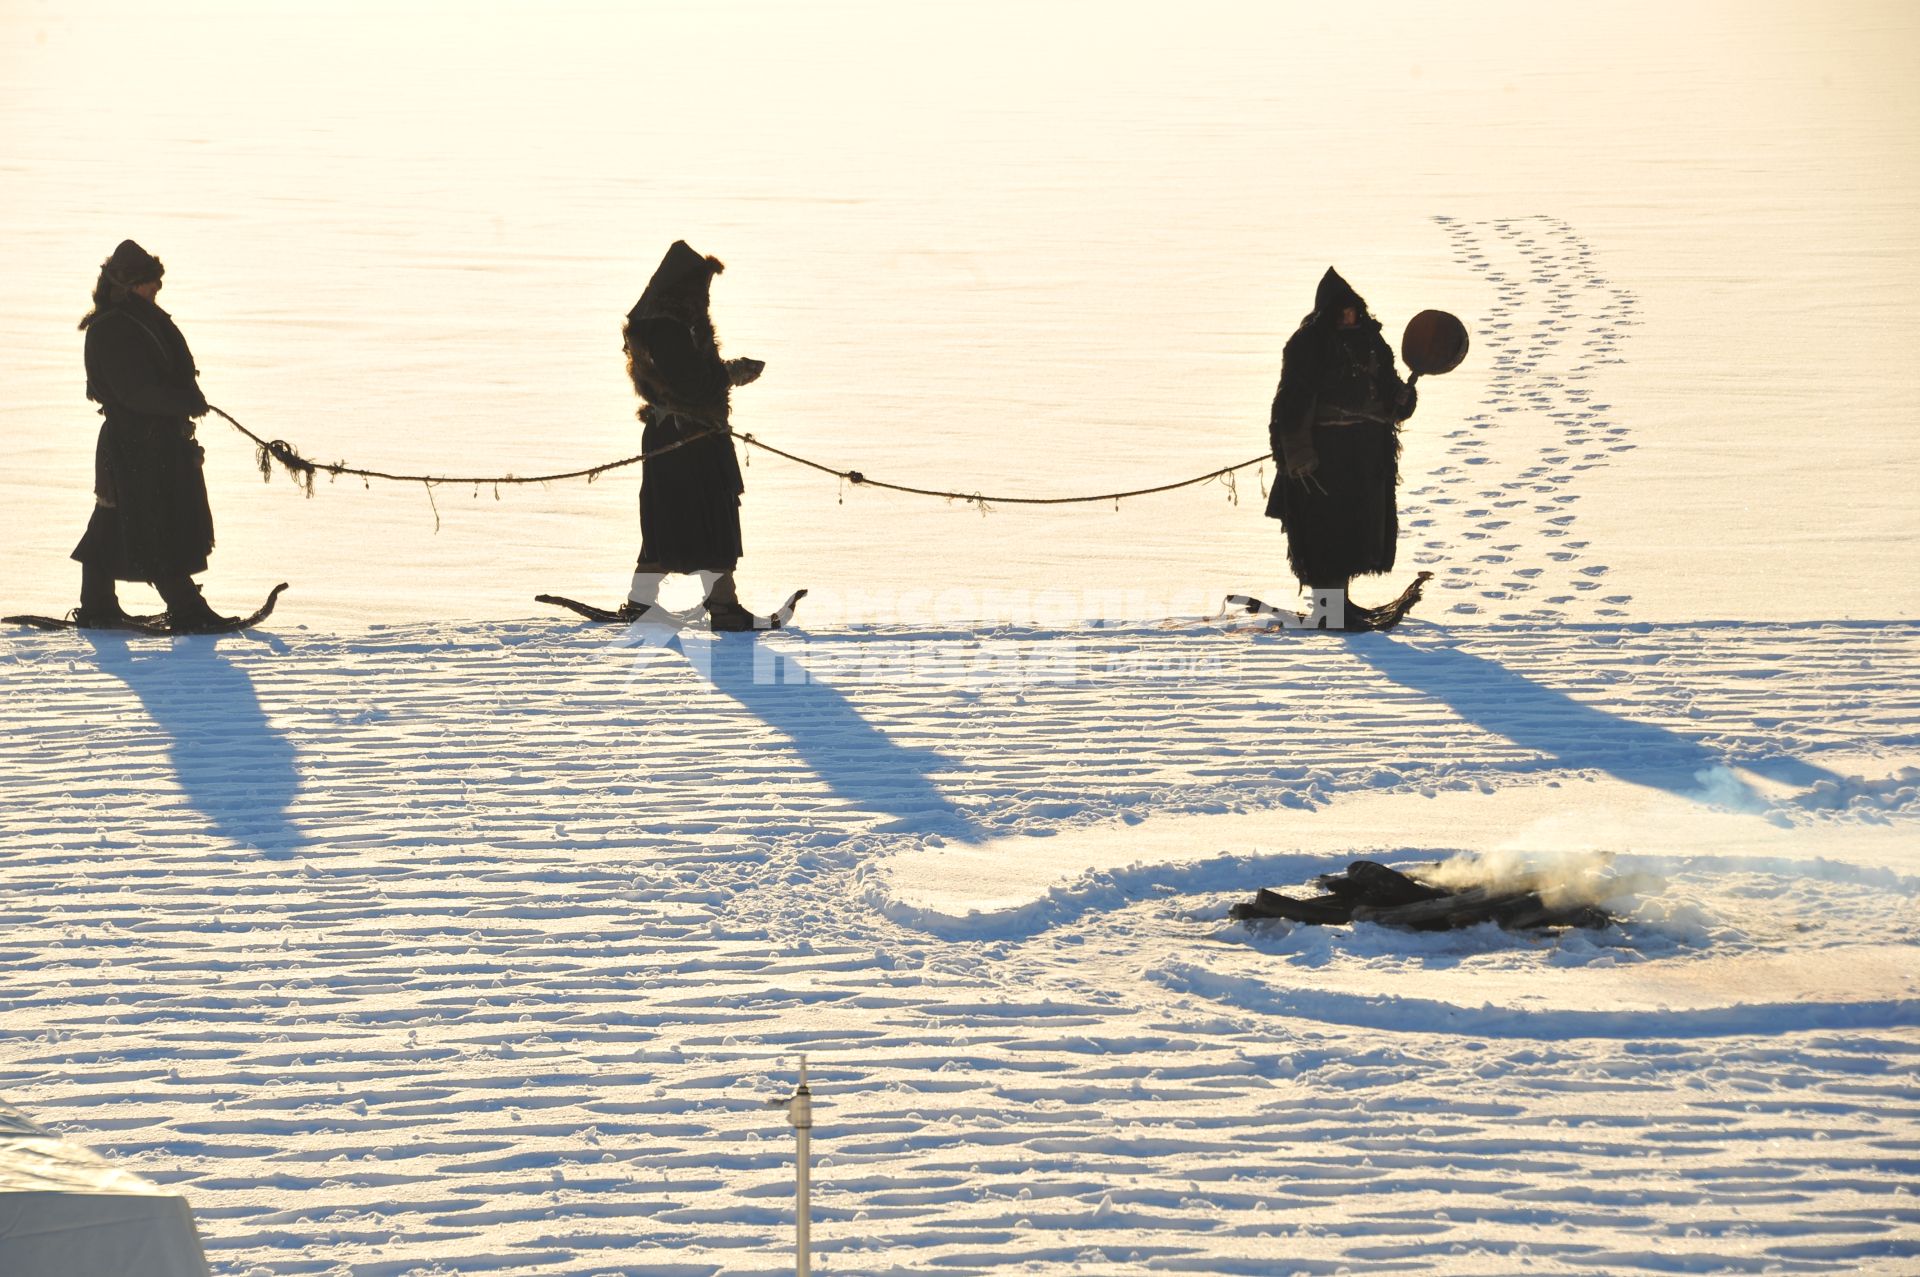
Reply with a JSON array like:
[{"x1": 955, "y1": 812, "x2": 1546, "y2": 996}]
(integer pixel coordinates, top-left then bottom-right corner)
[
  {"x1": 768, "y1": 1055, "x2": 813, "y2": 1276},
  {"x1": 796, "y1": 1100, "x2": 811, "y2": 1275}
]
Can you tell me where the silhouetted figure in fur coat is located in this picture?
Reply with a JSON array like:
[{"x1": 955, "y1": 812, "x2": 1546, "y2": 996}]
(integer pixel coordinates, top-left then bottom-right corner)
[
  {"x1": 620, "y1": 241, "x2": 772, "y2": 631},
  {"x1": 1265, "y1": 267, "x2": 1419, "y2": 627},
  {"x1": 72, "y1": 240, "x2": 233, "y2": 631}
]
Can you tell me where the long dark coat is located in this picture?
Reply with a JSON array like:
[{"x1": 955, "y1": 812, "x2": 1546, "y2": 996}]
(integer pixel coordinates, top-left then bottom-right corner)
[
  {"x1": 625, "y1": 242, "x2": 745, "y2": 574},
  {"x1": 71, "y1": 295, "x2": 215, "y2": 581},
  {"x1": 1265, "y1": 268, "x2": 1416, "y2": 586}
]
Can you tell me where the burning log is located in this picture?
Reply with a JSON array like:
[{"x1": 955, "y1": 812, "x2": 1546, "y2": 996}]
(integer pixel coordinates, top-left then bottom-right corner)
[{"x1": 1229, "y1": 860, "x2": 1613, "y2": 933}]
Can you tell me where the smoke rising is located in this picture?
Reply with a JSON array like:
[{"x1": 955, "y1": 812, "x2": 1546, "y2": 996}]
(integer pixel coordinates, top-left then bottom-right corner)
[{"x1": 1420, "y1": 845, "x2": 1652, "y2": 911}]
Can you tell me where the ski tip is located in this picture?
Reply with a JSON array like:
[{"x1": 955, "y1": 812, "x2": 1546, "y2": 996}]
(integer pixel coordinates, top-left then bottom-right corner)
[{"x1": 740, "y1": 590, "x2": 810, "y2": 632}]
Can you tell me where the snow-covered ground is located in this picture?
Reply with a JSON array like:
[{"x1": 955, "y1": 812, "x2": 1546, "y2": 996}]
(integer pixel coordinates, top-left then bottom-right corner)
[
  {"x1": 3, "y1": 2, "x2": 1919, "y2": 1274},
  {"x1": 4, "y1": 614, "x2": 1916, "y2": 1274}
]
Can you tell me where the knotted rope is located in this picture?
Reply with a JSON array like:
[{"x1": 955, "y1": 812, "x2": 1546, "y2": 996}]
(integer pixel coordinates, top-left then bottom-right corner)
[
  {"x1": 729, "y1": 431, "x2": 1268, "y2": 509},
  {"x1": 211, "y1": 404, "x2": 718, "y2": 493},
  {"x1": 210, "y1": 405, "x2": 1271, "y2": 520}
]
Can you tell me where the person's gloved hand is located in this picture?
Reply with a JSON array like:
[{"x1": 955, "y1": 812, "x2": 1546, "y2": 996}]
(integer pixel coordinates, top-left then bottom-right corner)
[{"x1": 1395, "y1": 381, "x2": 1419, "y2": 421}]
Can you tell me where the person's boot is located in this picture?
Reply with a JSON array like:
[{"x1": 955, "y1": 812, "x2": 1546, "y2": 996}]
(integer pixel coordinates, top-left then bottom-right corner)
[
  {"x1": 617, "y1": 567, "x2": 667, "y2": 622},
  {"x1": 1340, "y1": 595, "x2": 1380, "y2": 632},
  {"x1": 700, "y1": 571, "x2": 763, "y2": 632},
  {"x1": 74, "y1": 561, "x2": 130, "y2": 628},
  {"x1": 1308, "y1": 580, "x2": 1375, "y2": 631},
  {"x1": 154, "y1": 575, "x2": 235, "y2": 633}
]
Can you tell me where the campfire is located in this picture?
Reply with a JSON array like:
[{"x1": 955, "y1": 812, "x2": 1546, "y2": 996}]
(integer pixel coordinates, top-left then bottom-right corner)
[{"x1": 1230, "y1": 859, "x2": 1615, "y2": 932}]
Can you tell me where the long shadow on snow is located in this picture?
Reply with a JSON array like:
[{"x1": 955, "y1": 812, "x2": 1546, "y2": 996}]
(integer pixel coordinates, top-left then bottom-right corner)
[
  {"x1": 1347, "y1": 631, "x2": 1844, "y2": 802},
  {"x1": 670, "y1": 633, "x2": 983, "y2": 842},
  {"x1": 83, "y1": 632, "x2": 302, "y2": 853}
]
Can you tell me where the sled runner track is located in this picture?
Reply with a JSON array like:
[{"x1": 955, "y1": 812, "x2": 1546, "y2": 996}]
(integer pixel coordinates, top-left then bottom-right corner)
[
  {"x1": 1419, "y1": 216, "x2": 1639, "y2": 620},
  {"x1": 0, "y1": 617, "x2": 1916, "y2": 1275}
]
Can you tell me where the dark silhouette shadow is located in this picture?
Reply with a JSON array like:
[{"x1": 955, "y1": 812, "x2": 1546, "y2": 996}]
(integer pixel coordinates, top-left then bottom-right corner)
[
  {"x1": 83, "y1": 632, "x2": 302, "y2": 853},
  {"x1": 659, "y1": 632, "x2": 983, "y2": 841},
  {"x1": 1347, "y1": 630, "x2": 1845, "y2": 803}
]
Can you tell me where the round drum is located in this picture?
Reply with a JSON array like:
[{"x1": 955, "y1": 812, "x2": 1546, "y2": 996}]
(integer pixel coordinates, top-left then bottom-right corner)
[{"x1": 1402, "y1": 310, "x2": 1470, "y2": 376}]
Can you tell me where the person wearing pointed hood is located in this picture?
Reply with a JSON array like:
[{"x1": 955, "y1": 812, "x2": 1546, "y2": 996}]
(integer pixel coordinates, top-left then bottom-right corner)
[
  {"x1": 619, "y1": 240, "x2": 771, "y2": 631},
  {"x1": 1264, "y1": 267, "x2": 1419, "y2": 624},
  {"x1": 70, "y1": 239, "x2": 233, "y2": 630}
]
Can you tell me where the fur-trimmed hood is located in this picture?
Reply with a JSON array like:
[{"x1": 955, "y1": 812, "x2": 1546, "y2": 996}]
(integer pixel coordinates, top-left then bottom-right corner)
[
  {"x1": 629, "y1": 240, "x2": 724, "y2": 328},
  {"x1": 1314, "y1": 266, "x2": 1365, "y2": 319},
  {"x1": 623, "y1": 241, "x2": 732, "y2": 422},
  {"x1": 80, "y1": 239, "x2": 167, "y2": 332}
]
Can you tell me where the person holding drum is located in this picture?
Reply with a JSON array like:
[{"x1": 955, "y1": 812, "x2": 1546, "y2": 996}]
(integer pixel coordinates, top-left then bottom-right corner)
[{"x1": 1265, "y1": 267, "x2": 1465, "y2": 630}]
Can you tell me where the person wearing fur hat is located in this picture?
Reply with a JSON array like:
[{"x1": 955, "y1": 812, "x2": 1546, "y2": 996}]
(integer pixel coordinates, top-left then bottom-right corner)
[
  {"x1": 619, "y1": 240, "x2": 772, "y2": 631},
  {"x1": 71, "y1": 240, "x2": 233, "y2": 631},
  {"x1": 1265, "y1": 267, "x2": 1419, "y2": 628}
]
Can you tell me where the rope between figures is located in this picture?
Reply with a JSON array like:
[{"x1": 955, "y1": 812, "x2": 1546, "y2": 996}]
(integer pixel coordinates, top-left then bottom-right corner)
[{"x1": 210, "y1": 405, "x2": 1271, "y2": 514}]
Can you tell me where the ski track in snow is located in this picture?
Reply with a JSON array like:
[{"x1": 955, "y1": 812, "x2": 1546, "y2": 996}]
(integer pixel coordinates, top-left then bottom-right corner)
[{"x1": 2, "y1": 613, "x2": 1918, "y2": 1276}]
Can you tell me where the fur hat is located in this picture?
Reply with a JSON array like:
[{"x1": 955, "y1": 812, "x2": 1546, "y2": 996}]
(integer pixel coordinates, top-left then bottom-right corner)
[{"x1": 103, "y1": 239, "x2": 164, "y2": 288}]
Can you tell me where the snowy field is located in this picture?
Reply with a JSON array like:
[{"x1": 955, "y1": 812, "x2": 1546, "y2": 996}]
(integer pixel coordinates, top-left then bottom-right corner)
[
  {"x1": 3, "y1": 616, "x2": 1917, "y2": 1274},
  {"x1": 4, "y1": 2, "x2": 1920, "y2": 1275}
]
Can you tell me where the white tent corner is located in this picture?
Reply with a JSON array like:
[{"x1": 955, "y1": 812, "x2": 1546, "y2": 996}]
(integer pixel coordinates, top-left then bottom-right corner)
[{"x1": 0, "y1": 1102, "x2": 209, "y2": 1277}]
